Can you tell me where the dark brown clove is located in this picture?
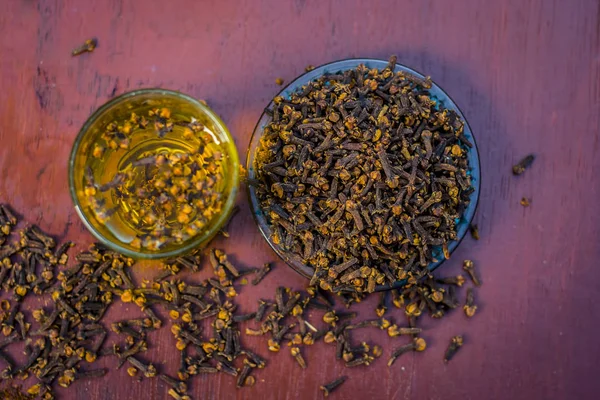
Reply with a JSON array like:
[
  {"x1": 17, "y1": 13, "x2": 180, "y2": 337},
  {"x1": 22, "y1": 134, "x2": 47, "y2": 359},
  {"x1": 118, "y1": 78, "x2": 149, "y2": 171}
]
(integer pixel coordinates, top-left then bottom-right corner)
[
  {"x1": 320, "y1": 376, "x2": 347, "y2": 397},
  {"x1": 462, "y1": 260, "x2": 481, "y2": 286},
  {"x1": 388, "y1": 338, "x2": 427, "y2": 366},
  {"x1": 512, "y1": 154, "x2": 535, "y2": 175},
  {"x1": 252, "y1": 263, "x2": 272, "y2": 285},
  {"x1": 444, "y1": 335, "x2": 464, "y2": 363},
  {"x1": 464, "y1": 288, "x2": 477, "y2": 317}
]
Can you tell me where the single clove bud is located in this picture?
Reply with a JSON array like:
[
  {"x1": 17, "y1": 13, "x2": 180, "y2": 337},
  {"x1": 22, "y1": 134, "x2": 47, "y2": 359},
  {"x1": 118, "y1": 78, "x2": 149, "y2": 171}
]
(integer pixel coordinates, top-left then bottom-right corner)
[
  {"x1": 72, "y1": 38, "x2": 98, "y2": 56},
  {"x1": 444, "y1": 335, "x2": 464, "y2": 363},
  {"x1": 436, "y1": 275, "x2": 465, "y2": 287},
  {"x1": 387, "y1": 325, "x2": 422, "y2": 337},
  {"x1": 462, "y1": 260, "x2": 481, "y2": 286},
  {"x1": 290, "y1": 346, "x2": 306, "y2": 369},
  {"x1": 464, "y1": 288, "x2": 477, "y2": 317},
  {"x1": 376, "y1": 291, "x2": 388, "y2": 317},
  {"x1": 388, "y1": 337, "x2": 427, "y2": 366},
  {"x1": 320, "y1": 376, "x2": 347, "y2": 397},
  {"x1": 252, "y1": 263, "x2": 272, "y2": 285},
  {"x1": 512, "y1": 154, "x2": 535, "y2": 175}
]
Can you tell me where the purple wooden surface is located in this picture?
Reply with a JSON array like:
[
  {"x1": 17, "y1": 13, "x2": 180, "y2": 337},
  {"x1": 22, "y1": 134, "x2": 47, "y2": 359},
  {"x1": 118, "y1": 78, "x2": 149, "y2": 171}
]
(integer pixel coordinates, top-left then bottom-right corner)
[{"x1": 0, "y1": 0, "x2": 599, "y2": 399}]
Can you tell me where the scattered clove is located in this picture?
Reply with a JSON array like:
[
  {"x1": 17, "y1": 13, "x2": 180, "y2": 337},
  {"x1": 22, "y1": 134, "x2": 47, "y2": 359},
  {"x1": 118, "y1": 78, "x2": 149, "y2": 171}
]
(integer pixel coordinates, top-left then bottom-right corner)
[
  {"x1": 320, "y1": 376, "x2": 347, "y2": 397},
  {"x1": 444, "y1": 335, "x2": 464, "y2": 363}
]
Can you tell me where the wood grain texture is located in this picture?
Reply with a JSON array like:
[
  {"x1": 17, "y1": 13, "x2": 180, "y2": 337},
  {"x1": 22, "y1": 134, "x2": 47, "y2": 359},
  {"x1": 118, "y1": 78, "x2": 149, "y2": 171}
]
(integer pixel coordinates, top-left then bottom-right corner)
[{"x1": 1, "y1": 0, "x2": 599, "y2": 398}]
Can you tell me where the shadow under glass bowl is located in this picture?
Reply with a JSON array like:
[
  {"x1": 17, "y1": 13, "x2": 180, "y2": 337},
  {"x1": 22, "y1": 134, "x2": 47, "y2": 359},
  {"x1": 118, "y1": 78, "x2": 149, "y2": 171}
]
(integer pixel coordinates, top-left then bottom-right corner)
[
  {"x1": 69, "y1": 89, "x2": 240, "y2": 260},
  {"x1": 246, "y1": 59, "x2": 481, "y2": 290}
]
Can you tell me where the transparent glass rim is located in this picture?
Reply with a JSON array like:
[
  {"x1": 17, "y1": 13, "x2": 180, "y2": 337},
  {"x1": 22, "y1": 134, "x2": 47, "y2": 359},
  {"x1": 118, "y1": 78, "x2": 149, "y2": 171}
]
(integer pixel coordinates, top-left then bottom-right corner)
[
  {"x1": 246, "y1": 58, "x2": 481, "y2": 290},
  {"x1": 69, "y1": 88, "x2": 240, "y2": 259}
]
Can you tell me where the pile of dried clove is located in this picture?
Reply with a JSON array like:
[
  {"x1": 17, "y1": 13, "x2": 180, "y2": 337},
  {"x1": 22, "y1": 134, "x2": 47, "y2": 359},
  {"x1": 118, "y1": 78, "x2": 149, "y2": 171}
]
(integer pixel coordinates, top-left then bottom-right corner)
[
  {"x1": 0, "y1": 204, "x2": 281, "y2": 399},
  {"x1": 0, "y1": 204, "x2": 118, "y2": 398},
  {"x1": 0, "y1": 202, "x2": 481, "y2": 399},
  {"x1": 254, "y1": 55, "x2": 475, "y2": 299}
]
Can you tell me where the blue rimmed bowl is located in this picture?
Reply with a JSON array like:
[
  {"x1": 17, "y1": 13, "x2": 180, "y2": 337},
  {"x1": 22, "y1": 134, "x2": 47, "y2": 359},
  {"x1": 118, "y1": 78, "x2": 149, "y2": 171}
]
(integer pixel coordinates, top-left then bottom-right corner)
[{"x1": 246, "y1": 58, "x2": 481, "y2": 289}]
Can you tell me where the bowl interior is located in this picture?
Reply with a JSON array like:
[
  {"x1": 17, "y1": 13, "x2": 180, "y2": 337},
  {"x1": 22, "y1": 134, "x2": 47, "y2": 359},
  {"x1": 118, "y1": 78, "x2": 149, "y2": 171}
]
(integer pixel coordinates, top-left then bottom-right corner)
[
  {"x1": 246, "y1": 59, "x2": 481, "y2": 288},
  {"x1": 69, "y1": 89, "x2": 240, "y2": 259}
]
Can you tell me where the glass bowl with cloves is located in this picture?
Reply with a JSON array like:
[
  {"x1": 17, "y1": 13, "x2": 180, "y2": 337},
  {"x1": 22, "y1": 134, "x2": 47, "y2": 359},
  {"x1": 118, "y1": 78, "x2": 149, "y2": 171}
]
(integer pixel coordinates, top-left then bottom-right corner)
[
  {"x1": 69, "y1": 89, "x2": 239, "y2": 259},
  {"x1": 246, "y1": 57, "x2": 480, "y2": 297}
]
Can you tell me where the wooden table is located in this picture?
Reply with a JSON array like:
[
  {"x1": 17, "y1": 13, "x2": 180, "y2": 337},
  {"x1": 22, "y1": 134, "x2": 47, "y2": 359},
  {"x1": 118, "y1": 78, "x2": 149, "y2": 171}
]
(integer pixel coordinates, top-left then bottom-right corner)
[{"x1": 1, "y1": 0, "x2": 599, "y2": 398}]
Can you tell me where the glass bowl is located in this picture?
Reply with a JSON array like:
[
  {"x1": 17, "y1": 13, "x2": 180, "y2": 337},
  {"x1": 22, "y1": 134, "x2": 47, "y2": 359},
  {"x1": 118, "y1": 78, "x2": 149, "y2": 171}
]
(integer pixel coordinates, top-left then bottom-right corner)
[
  {"x1": 69, "y1": 89, "x2": 240, "y2": 259},
  {"x1": 246, "y1": 58, "x2": 481, "y2": 289}
]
